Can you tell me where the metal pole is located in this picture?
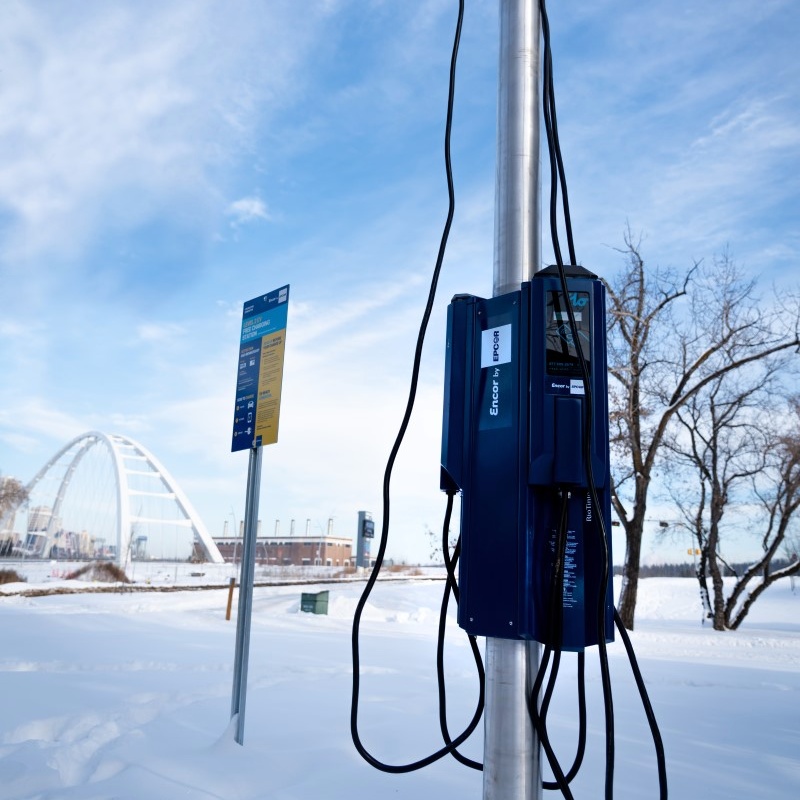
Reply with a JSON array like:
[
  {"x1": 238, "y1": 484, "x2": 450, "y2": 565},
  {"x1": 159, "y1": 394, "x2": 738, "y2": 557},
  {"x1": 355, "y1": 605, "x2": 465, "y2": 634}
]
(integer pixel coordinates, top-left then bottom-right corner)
[
  {"x1": 231, "y1": 445, "x2": 263, "y2": 745},
  {"x1": 494, "y1": 0, "x2": 541, "y2": 295},
  {"x1": 484, "y1": 1, "x2": 541, "y2": 799}
]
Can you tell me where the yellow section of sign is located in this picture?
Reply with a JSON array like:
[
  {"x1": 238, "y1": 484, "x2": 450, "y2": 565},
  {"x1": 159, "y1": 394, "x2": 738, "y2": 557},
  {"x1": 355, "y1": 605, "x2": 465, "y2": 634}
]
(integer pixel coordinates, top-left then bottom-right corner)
[{"x1": 255, "y1": 330, "x2": 286, "y2": 446}]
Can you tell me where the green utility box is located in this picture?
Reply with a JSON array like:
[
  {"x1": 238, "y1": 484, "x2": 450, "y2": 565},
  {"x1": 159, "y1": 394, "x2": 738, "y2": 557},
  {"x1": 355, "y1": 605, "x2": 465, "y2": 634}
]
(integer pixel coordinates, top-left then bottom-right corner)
[{"x1": 300, "y1": 590, "x2": 329, "y2": 615}]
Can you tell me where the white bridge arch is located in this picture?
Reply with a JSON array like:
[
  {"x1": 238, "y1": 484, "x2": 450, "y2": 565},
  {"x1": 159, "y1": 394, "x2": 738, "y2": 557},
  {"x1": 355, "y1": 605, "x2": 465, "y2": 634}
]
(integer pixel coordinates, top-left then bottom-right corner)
[{"x1": 7, "y1": 432, "x2": 223, "y2": 565}]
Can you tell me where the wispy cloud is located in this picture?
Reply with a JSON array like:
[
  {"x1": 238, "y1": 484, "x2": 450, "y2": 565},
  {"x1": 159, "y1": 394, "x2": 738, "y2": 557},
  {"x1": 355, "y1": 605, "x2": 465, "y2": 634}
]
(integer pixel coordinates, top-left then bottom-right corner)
[
  {"x1": 134, "y1": 322, "x2": 187, "y2": 344},
  {"x1": 542, "y1": 0, "x2": 800, "y2": 277},
  {"x1": 0, "y1": 321, "x2": 28, "y2": 340},
  {"x1": 1, "y1": 0, "x2": 797, "y2": 565},
  {"x1": 0, "y1": 402, "x2": 89, "y2": 453},
  {"x1": 289, "y1": 275, "x2": 425, "y2": 348},
  {"x1": 652, "y1": 96, "x2": 800, "y2": 239},
  {"x1": 227, "y1": 196, "x2": 273, "y2": 227},
  {"x1": 0, "y1": 1, "x2": 340, "y2": 269}
]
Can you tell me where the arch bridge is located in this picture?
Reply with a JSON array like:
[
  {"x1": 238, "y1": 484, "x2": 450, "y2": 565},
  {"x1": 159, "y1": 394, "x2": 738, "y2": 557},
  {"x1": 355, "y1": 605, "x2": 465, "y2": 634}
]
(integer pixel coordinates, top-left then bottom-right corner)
[{"x1": 1, "y1": 432, "x2": 223, "y2": 565}]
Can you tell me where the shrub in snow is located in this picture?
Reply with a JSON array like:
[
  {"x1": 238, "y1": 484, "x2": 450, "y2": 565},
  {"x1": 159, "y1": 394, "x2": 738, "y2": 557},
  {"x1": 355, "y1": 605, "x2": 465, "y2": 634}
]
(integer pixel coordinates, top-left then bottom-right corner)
[
  {"x1": 0, "y1": 568, "x2": 26, "y2": 585},
  {"x1": 65, "y1": 562, "x2": 131, "y2": 583}
]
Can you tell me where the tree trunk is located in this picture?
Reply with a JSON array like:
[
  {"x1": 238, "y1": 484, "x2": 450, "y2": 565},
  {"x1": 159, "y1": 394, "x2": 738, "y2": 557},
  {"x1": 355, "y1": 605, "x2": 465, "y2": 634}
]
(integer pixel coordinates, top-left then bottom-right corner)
[
  {"x1": 696, "y1": 547, "x2": 712, "y2": 620},
  {"x1": 618, "y1": 510, "x2": 645, "y2": 630},
  {"x1": 706, "y1": 519, "x2": 727, "y2": 631}
]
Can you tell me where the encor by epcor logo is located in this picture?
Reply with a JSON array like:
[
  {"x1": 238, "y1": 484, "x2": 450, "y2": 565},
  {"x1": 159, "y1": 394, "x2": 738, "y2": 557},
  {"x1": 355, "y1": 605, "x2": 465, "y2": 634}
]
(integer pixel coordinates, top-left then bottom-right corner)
[{"x1": 481, "y1": 323, "x2": 512, "y2": 419}]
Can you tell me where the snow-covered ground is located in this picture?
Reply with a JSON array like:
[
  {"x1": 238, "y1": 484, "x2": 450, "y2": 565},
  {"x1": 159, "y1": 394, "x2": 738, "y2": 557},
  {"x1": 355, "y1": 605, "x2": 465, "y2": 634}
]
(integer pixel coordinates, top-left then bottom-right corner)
[{"x1": 0, "y1": 564, "x2": 798, "y2": 799}]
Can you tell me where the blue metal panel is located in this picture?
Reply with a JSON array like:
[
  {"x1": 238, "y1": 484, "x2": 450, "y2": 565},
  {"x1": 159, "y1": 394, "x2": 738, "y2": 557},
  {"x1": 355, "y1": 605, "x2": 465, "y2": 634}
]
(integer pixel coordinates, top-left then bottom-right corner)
[
  {"x1": 526, "y1": 272, "x2": 613, "y2": 648},
  {"x1": 441, "y1": 271, "x2": 614, "y2": 649}
]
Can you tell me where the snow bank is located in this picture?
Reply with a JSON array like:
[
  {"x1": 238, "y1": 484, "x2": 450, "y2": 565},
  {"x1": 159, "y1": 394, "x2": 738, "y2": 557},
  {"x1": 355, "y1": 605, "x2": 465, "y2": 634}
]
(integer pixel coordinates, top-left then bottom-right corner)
[{"x1": 0, "y1": 574, "x2": 797, "y2": 798}]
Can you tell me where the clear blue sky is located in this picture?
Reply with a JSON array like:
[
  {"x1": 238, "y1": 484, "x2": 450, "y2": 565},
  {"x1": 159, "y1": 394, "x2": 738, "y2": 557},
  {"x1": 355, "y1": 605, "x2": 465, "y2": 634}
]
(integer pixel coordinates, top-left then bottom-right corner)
[{"x1": 1, "y1": 1, "x2": 798, "y2": 564}]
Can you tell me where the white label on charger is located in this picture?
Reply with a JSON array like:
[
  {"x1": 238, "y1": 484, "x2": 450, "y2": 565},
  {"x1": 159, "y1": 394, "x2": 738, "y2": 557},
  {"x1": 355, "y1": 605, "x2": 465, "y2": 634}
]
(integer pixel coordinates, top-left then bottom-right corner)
[{"x1": 481, "y1": 324, "x2": 512, "y2": 368}]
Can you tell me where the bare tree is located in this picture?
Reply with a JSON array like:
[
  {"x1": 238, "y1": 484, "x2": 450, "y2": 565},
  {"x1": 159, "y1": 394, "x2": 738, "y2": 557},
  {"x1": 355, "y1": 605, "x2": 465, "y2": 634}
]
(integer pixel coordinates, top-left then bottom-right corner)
[
  {"x1": 425, "y1": 523, "x2": 457, "y2": 564},
  {"x1": 667, "y1": 367, "x2": 779, "y2": 626},
  {"x1": 605, "y1": 232, "x2": 800, "y2": 629},
  {"x1": 723, "y1": 402, "x2": 800, "y2": 628},
  {"x1": 0, "y1": 475, "x2": 28, "y2": 520},
  {"x1": 667, "y1": 389, "x2": 800, "y2": 630},
  {"x1": 1, "y1": 476, "x2": 29, "y2": 555}
]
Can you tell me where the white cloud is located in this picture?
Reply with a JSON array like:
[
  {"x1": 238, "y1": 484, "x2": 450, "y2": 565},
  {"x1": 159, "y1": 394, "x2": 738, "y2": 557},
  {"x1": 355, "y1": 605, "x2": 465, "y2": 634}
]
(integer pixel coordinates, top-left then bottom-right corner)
[
  {"x1": 0, "y1": 401, "x2": 89, "y2": 453},
  {"x1": 2, "y1": 0, "x2": 798, "y2": 566},
  {"x1": 539, "y1": 1, "x2": 800, "y2": 278},
  {"x1": 0, "y1": 321, "x2": 28, "y2": 340},
  {"x1": 0, "y1": 1, "x2": 340, "y2": 267},
  {"x1": 289, "y1": 274, "x2": 424, "y2": 348},
  {"x1": 227, "y1": 196, "x2": 272, "y2": 227},
  {"x1": 135, "y1": 322, "x2": 187, "y2": 344}
]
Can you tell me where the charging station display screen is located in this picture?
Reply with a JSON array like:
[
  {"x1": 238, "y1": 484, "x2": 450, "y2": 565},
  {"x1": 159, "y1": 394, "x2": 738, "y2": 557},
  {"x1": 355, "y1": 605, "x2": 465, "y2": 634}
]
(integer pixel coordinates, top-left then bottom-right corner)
[{"x1": 545, "y1": 290, "x2": 591, "y2": 377}]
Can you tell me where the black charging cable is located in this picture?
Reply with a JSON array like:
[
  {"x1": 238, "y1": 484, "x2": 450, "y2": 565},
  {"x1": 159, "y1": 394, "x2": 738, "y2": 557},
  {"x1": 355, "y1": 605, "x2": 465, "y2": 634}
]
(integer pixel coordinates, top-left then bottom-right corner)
[
  {"x1": 529, "y1": 489, "x2": 582, "y2": 799},
  {"x1": 533, "y1": 489, "x2": 588, "y2": 793},
  {"x1": 437, "y1": 492, "x2": 485, "y2": 770},
  {"x1": 350, "y1": 0, "x2": 666, "y2": 792},
  {"x1": 539, "y1": 1, "x2": 615, "y2": 793},
  {"x1": 538, "y1": 1, "x2": 667, "y2": 797},
  {"x1": 614, "y1": 609, "x2": 668, "y2": 792},
  {"x1": 350, "y1": 0, "x2": 486, "y2": 773}
]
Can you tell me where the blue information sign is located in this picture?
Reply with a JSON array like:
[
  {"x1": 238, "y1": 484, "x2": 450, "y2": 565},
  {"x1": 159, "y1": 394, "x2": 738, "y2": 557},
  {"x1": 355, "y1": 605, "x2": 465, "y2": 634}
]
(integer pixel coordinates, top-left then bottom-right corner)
[{"x1": 231, "y1": 285, "x2": 289, "y2": 451}]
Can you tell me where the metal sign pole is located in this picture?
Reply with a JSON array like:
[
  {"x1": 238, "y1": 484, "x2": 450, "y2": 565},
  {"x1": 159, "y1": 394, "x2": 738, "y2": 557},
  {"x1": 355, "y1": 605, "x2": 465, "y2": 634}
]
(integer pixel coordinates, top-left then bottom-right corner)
[
  {"x1": 228, "y1": 284, "x2": 289, "y2": 745},
  {"x1": 483, "y1": 1, "x2": 542, "y2": 798},
  {"x1": 231, "y1": 444, "x2": 263, "y2": 745}
]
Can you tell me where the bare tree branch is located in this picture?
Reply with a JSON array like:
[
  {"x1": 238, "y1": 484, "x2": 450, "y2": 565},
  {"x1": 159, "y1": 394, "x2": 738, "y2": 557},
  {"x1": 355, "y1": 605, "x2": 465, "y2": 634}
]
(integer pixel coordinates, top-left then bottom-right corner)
[{"x1": 607, "y1": 239, "x2": 800, "y2": 629}]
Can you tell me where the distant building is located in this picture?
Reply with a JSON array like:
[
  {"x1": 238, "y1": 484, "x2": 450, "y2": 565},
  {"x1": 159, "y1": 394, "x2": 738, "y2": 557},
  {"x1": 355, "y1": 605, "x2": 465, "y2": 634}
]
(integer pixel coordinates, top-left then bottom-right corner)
[
  {"x1": 212, "y1": 534, "x2": 353, "y2": 567},
  {"x1": 28, "y1": 505, "x2": 60, "y2": 533},
  {"x1": 0, "y1": 531, "x2": 18, "y2": 557}
]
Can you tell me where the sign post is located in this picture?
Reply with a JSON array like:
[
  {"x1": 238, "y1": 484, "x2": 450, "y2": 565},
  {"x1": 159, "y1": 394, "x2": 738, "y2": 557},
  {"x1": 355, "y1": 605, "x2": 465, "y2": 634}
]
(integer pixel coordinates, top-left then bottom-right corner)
[{"x1": 230, "y1": 284, "x2": 289, "y2": 745}]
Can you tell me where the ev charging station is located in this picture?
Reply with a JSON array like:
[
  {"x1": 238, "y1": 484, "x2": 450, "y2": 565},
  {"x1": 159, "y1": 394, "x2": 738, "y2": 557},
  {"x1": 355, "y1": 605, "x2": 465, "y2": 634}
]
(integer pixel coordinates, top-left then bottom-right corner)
[
  {"x1": 441, "y1": 266, "x2": 613, "y2": 651},
  {"x1": 356, "y1": 510, "x2": 374, "y2": 568},
  {"x1": 351, "y1": 2, "x2": 665, "y2": 797}
]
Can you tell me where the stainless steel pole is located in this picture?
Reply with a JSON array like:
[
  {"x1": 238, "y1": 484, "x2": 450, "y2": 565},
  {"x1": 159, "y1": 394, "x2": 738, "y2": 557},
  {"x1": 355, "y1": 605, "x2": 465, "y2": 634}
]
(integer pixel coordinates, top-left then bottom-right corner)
[
  {"x1": 483, "y1": 1, "x2": 542, "y2": 798},
  {"x1": 494, "y1": 0, "x2": 541, "y2": 295},
  {"x1": 231, "y1": 444, "x2": 263, "y2": 745}
]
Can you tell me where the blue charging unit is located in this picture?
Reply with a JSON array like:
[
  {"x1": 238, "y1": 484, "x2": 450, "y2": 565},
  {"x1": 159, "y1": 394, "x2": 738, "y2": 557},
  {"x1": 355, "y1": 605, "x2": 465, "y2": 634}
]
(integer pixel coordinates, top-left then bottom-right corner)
[{"x1": 441, "y1": 265, "x2": 614, "y2": 650}]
